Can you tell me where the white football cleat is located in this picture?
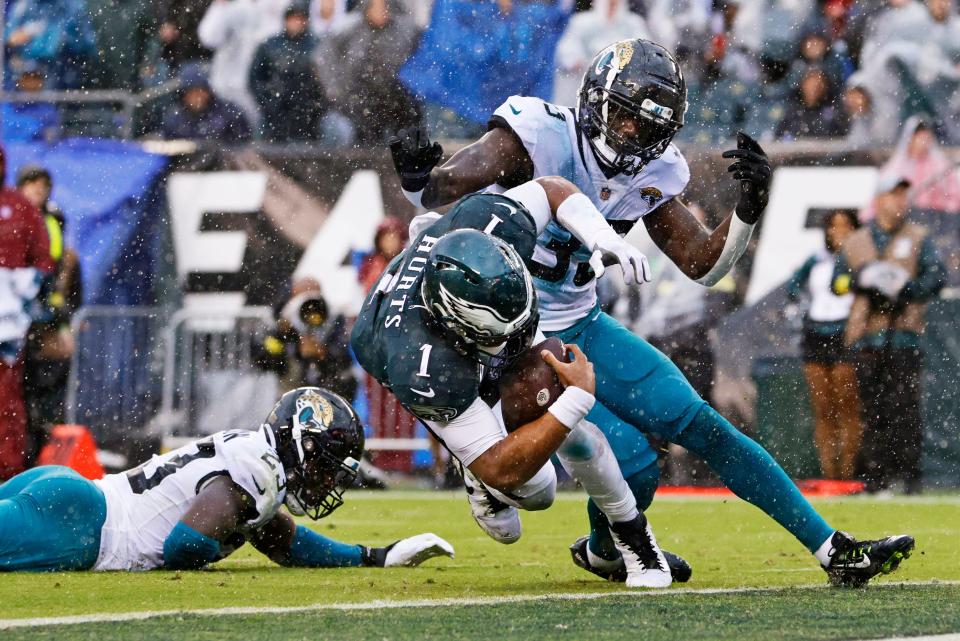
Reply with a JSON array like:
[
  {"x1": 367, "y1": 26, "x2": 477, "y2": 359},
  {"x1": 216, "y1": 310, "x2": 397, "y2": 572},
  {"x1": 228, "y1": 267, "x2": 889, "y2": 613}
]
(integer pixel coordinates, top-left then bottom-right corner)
[
  {"x1": 609, "y1": 513, "x2": 672, "y2": 588},
  {"x1": 461, "y1": 465, "x2": 522, "y2": 544},
  {"x1": 384, "y1": 533, "x2": 455, "y2": 567}
]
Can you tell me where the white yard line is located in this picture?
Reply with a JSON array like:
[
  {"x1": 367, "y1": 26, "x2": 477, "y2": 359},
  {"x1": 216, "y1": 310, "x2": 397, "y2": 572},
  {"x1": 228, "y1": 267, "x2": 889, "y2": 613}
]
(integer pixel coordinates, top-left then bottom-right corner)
[
  {"x1": 1, "y1": 580, "x2": 957, "y2": 630},
  {"x1": 859, "y1": 635, "x2": 960, "y2": 641},
  {"x1": 345, "y1": 491, "x2": 960, "y2": 505}
]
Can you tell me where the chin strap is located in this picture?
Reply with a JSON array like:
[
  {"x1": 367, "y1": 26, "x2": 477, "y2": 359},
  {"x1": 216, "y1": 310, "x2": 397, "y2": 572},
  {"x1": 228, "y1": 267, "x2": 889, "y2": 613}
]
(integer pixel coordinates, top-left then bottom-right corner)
[{"x1": 694, "y1": 213, "x2": 756, "y2": 287}]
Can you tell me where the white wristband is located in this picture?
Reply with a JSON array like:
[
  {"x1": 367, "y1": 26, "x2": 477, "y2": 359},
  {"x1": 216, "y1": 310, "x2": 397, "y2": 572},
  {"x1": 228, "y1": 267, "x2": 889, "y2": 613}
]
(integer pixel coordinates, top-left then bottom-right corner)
[
  {"x1": 402, "y1": 187, "x2": 424, "y2": 209},
  {"x1": 555, "y1": 192, "x2": 610, "y2": 250},
  {"x1": 694, "y1": 212, "x2": 756, "y2": 287},
  {"x1": 548, "y1": 386, "x2": 596, "y2": 430}
]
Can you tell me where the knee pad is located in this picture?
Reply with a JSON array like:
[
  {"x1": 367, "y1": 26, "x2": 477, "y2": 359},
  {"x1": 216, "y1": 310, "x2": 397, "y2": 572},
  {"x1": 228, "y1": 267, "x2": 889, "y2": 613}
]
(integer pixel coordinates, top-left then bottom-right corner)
[{"x1": 489, "y1": 463, "x2": 557, "y2": 512}]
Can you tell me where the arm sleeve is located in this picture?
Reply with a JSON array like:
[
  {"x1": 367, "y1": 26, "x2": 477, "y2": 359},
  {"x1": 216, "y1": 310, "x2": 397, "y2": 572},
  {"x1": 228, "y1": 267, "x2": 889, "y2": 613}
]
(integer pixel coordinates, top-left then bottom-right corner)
[
  {"x1": 163, "y1": 521, "x2": 221, "y2": 570},
  {"x1": 423, "y1": 397, "x2": 507, "y2": 467},
  {"x1": 786, "y1": 256, "x2": 816, "y2": 301},
  {"x1": 502, "y1": 181, "x2": 552, "y2": 234},
  {"x1": 899, "y1": 236, "x2": 947, "y2": 302},
  {"x1": 275, "y1": 524, "x2": 363, "y2": 568}
]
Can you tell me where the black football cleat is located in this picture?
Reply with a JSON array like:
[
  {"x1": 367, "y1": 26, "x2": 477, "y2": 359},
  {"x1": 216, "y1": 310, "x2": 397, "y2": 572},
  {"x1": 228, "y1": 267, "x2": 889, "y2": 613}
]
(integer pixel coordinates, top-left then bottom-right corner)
[
  {"x1": 822, "y1": 531, "x2": 915, "y2": 587},
  {"x1": 569, "y1": 535, "x2": 692, "y2": 584}
]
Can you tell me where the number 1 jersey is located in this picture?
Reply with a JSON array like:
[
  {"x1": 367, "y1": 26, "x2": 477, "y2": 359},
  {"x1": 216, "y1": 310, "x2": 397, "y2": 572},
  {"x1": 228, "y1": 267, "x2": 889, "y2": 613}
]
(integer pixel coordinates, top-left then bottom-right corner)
[
  {"x1": 488, "y1": 95, "x2": 690, "y2": 331},
  {"x1": 92, "y1": 428, "x2": 285, "y2": 571}
]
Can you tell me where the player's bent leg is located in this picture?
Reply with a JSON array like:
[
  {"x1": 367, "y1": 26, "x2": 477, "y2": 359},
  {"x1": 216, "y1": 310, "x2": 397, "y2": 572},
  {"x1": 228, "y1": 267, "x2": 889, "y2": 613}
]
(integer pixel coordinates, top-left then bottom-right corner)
[
  {"x1": 674, "y1": 405, "x2": 835, "y2": 552},
  {"x1": 0, "y1": 466, "x2": 106, "y2": 572},
  {"x1": 556, "y1": 419, "x2": 670, "y2": 588},
  {"x1": 549, "y1": 311, "x2": 706, "y2": 443},
  {"x1": 486, "y1": 460, "x2": 556, "y2": 512}
]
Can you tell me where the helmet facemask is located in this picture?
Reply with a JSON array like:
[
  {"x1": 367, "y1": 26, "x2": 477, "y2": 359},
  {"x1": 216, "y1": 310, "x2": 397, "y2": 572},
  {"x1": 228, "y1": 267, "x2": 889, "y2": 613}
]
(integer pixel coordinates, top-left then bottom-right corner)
[
  {"x1": 421, "y1": 232, "x2": 539, "y2": 371},
  {"x1": 581, "y1": 86, "x2": 683, "y2": 176},
  {"x1": 269, "y1": 389, "x2": 363, "y2": 520}
]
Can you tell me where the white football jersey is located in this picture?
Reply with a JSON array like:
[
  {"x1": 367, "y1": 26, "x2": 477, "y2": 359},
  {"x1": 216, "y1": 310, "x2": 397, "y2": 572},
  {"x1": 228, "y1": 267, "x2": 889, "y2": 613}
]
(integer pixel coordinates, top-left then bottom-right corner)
[
  {"x1": 93, "y1": 427, "x2": 285, "y2": 571},
  {"x1": 489, "y1": 95, "x2": 690, "y2": 331}
]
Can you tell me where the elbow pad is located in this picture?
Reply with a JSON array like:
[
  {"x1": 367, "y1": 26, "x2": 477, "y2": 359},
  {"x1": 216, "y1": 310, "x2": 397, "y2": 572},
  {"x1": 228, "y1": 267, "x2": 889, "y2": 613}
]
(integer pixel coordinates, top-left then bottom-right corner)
[
  {"x1": 163, "y1": 522, "x2": 221, "y2": 570},
  {"x1": 694, "y1": 214, "x2": 756, "y2": 287}
]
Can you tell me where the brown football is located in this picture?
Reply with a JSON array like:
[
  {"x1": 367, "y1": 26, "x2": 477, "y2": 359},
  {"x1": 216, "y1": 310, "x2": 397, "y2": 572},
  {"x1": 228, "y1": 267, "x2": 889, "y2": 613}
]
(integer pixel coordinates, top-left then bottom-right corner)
[{"x1": 499, "y1": 337, "x2": 566, "y2": 431}]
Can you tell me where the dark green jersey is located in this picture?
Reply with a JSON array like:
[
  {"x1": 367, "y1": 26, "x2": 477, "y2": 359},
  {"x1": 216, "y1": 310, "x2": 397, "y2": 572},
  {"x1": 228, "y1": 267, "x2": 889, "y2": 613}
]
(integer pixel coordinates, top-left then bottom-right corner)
[{"x1": 351, "y1": 194, "x2": 538, "y2": 423}]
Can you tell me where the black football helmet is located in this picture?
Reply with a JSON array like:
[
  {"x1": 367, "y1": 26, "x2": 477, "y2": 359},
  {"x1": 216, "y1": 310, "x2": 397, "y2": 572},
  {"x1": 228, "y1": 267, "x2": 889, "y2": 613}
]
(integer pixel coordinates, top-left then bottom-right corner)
[
  {"x1": 262, "y1": 387, "x2": 364, "y2": 519},
  {"x1": 578, "y1": 39, "x2": 687, "y2": 175},
  {"x1": 421, "y1": 228, "x2": 538, "y2": 370}
]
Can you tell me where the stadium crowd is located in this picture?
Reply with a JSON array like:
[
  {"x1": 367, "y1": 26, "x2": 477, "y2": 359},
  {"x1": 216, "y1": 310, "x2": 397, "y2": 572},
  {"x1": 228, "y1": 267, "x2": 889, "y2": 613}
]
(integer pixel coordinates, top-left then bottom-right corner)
[{"x1": 2, "y1": 0, "x2": 959, "y2": 145}]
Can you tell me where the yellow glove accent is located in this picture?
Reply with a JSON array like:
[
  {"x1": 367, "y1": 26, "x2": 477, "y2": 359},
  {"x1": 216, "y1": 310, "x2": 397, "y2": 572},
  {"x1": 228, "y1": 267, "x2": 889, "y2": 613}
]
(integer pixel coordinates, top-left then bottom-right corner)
[
  {"x1": 834, "y1": 274, "x2": 852, "y2": 295},
  {"x1": 263, "y1": 335, "x2": 284, "y2": 356},
  {"x1": 48, "y1": 291, "x2": 66, "y2": 309}
]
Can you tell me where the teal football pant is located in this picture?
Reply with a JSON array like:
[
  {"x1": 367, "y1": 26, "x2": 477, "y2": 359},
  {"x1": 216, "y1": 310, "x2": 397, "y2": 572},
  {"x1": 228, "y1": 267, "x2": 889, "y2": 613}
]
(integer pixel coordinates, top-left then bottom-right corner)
[
  {"x1": 0, "y1": 466, "x2": 106, "y2": 571},
  {"x1": 548, "y1": 308, "x2": 835, "y2": 554}
]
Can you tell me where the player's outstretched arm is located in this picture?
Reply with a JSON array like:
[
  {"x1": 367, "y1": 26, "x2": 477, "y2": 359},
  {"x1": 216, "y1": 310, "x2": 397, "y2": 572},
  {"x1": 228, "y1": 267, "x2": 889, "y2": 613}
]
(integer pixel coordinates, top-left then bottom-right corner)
[
  {"x1": 390, "y1": 126, "x2": 533, "y2": 210},
  {"x1": 163, "y1": 476, "x2": 250, "y2": 570},
  {"x1": 645, "y1": 132, "x2": 771, "y2": 285},
  {"x1": 468, "y1": 344, "x2": 596, "y2": 493},
  {"x1": 250, "y1": 510, "x2": 454, "y2": 568}
]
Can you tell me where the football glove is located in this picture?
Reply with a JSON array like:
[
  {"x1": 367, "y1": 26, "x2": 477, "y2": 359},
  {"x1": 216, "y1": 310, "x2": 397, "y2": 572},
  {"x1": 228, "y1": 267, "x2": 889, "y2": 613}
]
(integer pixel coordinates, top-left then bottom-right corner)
[
  {"x1": 588, "y1": 230, "x2": 652, "y2": 286},
  {"x1": 721, "y1": 132, "x2": 772, "y2": 225},
  {"x1": 389, "y1": 127, "x2": 444, "y2": 193},
  {"x1": 362, "y1": 533, "x2": 455, "y2": 567}
]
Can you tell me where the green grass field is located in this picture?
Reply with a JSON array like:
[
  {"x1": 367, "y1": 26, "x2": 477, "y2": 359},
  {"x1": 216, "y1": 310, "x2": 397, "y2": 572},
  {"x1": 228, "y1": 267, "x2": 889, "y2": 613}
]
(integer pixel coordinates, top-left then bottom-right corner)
[{"x1": 2, "y1": 492, "x2": 958, "y2": 640}]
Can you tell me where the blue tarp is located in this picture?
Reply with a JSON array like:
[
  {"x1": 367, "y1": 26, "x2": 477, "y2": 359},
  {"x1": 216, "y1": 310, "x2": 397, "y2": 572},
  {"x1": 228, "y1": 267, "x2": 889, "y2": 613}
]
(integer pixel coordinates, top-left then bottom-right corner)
[
  {"x1": 2, "y1": 138, "x2": 169, "y2": 305},
  {"x1": 400, "y1": 0, "x2": 572, "y2": 125}
]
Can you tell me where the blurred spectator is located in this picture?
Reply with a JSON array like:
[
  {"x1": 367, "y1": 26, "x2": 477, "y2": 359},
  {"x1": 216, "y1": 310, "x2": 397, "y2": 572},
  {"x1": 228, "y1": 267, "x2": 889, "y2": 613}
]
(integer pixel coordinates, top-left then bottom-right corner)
[
  {"x1": 786, "y1": 23, "x2": 853, "y2": 96},
  {"x1": 3, "y1": 0, "x2": 97, "y2": 89},
  {"x1": 856, "y1": 0, "x2": 960, "y2": 144},
  {"x1": 0, "y1": 65, "x2": 61, "y2": 142},
  {"x1": 358, "y1": 217, "x2": 407, "y2": 291},
  {"x1": 155, "y1": 0, "x2": 214, "y2": 72},
  {"x1": 879, "y1": 117, "x2": 960, "y2": 214},
  {"x1": 310, "y1": 0, "x2": 356, "y2": 35},
  {"x1": 552, "y1": 0, "x2": 655, "y2": 105},
  {"x1": 316, "y1": 0, "x2": 422, "y2": 146},
  {"x1": 160, "y1": 63, "x2": 252, "y2": 142},
  {"x1": 400, "y1": 0, "x2": 572, "y2": 138},
  {"x1": 833, "y1": 176, "x2": 946, "y2": 494},
  {"x1": 257, "y1": 279, "x2": 357, "y2": 400},
  {"x1": 787, "y1": 210, "x2": 862, "y2": 480},
  {"x1": 16, "y1": 166, "x2": 79, "y2": 464},
  {"x1": 249, "y1": 3, "x2": 329, "y2": 142},
  {"x1": 198, "y1": 0, "x2": 289, "y2": 130},
  {"x1": 776, "y1": 67, "x2": 848, "y2": 140},
  {"x1": 702, "y1": 0, "x2": 761, "y2": 85},
  {"x1": 841, "y1": 76, "x2": 894, "y2": 149},
  {"x1": 651, "y1": 0, "x2": 709, "y2": 66},
  {"x1": 860, "y1": 0, "x2": 930, "y2": 65},
  {"x1": 0, "y1": 144, "x2": 55, "y2": 481},
  {"x1": 86, "y1": 0, "x2": 158, "y2": 90}
]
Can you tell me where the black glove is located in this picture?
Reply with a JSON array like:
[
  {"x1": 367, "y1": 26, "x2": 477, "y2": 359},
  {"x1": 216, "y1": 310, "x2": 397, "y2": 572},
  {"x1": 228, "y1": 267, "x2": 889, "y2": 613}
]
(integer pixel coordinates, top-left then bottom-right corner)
[
  {"x1": 721, "y1": 132, "x2": 772, "y2": 225},
  {"x1": 389, "y1": 127, "x2": 444, "y2": 193}
]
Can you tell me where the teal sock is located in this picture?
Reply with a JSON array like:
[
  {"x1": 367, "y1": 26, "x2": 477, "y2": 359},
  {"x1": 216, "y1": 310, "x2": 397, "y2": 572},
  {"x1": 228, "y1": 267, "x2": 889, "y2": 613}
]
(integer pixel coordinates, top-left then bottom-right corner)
[{"x1": 674, "y1": 406, "x2": 835, "y2": 552}]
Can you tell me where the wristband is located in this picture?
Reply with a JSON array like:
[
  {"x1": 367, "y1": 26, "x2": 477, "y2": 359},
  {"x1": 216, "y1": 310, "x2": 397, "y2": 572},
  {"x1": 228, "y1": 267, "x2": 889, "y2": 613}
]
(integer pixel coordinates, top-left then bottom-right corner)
[
  {"x1": 555, "y1": 192, "x2": 610, "y2": 250},
  {"x1": 402, "y1": 187, "x2": 424, "y2": 209},
  {"x1": 548, "y1": 386, "x2": 596, "y2": 430},
  {"x1": 694, "y1": 212, "x2": 755, "y2": 287}
]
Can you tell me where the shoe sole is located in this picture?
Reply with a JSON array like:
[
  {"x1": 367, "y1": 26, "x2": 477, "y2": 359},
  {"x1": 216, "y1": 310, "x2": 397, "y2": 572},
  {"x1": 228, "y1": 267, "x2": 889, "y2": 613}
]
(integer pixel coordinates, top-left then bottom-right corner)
[{"x1": 880, "y1": 537, "x2": 916, "y2": 575}]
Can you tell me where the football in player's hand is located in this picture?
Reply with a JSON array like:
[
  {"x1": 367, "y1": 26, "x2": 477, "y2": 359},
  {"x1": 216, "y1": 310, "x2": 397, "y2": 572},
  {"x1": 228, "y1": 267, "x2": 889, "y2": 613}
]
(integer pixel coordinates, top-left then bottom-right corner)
[{"x1": 500, "y1": 338, "x2": 566, "y2": 431}]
